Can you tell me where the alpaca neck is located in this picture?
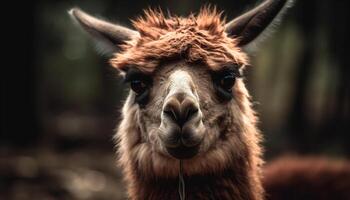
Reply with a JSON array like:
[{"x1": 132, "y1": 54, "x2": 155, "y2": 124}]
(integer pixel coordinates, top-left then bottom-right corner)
[{"x1": 129, "y1": 164, "x2": 261, "y2": 200}]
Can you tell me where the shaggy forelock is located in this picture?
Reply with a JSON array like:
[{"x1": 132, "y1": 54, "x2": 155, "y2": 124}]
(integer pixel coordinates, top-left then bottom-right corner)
[{"x1": 110, "y1": 7, "x2": 248, "y2": 73}]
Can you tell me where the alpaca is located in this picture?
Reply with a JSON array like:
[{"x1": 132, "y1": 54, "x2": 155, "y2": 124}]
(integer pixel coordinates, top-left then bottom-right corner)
[{"x1": 70, "y1": 0, "x2": 292, "y2": 199}]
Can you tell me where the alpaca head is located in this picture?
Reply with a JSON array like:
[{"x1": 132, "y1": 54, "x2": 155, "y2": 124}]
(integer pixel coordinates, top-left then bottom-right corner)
[{"x1": 70, "y1": 0, "x2": 292, "y2": 177}]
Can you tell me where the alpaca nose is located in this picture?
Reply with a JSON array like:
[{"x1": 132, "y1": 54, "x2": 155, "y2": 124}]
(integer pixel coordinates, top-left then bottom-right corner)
[{"x1": 163, "y1": 93, "x2": 199, "y2": 127}]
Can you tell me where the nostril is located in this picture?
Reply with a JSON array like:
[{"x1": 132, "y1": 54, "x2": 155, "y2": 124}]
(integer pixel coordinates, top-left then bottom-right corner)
[
  {"x1": 163, "y1": 99, "x2": 180, "y2": 122},
  {"x1": 184, "y1": 106, "x2": 198, "y2": 122},
  {"x1": 163, "y1": 109, "x2": 177, "y2": 121},
  {"x1": 181, "y1": 98, "x2": 199, "y2": 122},
  {"x1": 163, "y1": 96, "x2": 199, "y2": 127}
]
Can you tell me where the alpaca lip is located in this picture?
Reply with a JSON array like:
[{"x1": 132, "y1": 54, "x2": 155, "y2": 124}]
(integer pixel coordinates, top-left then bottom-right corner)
[
  {"x1": 159, "y1": 125, "x2": 202, "y2": 148},
  {"x1": 165, "y1": 144, "x2": 199, "y2": 159}
]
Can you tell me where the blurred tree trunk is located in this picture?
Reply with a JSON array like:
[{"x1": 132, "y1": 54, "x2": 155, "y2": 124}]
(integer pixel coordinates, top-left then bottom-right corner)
[
  {"x1": 321, "y1": 1, "x2": 350, "y2": 156},
  {"x1": 287, "y1": 0, "x2": 350, "y2": 155},
  {"x1": 286, "y1": 0, "x2": 317, "y2": 153}
]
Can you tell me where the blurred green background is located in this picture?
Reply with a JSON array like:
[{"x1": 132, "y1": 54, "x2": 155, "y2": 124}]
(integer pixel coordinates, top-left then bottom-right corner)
[{"x1": 1, "y1": 0, "x2": 349, "y2": 199}]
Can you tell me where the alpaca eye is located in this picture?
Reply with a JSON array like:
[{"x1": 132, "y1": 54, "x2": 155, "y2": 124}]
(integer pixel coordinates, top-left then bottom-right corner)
[
  {"x1": 130, "y1": 79, "x2": 147, "y2": 94},
  {"x1": 124, "y1": 68, "x2": 152, "y2": 106},
  {"x1": 211, "y1": 66, "x2": 240, "y2": 101},
  {"x1": 129, "y1": 78, "x2": 150, "y2": 106},
  {"x1": 220, "y1": 75, "x2": 235, "y2": 91}
]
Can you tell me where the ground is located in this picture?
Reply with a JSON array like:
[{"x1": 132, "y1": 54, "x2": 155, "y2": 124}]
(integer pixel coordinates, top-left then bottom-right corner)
[{"x1": 0, "y1": 146, "x2": 126, "y2": 200}]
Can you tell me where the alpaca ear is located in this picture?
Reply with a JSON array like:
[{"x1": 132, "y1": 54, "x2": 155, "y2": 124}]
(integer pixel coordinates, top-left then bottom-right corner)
[
  {"x1": 225, "y1": 0, "x2": 293, "y2": 51},
  {"x1": 69, "y1": 8, "x2": 139, "y2": 56}
]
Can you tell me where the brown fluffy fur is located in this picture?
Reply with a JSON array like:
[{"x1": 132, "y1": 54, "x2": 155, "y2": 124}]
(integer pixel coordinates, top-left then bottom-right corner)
[
  {"x1": 263, "y1": 156, "x2": 350, "y2": 200},
  {"x1": 110, "y1": 7, "x2": 248, "y2": 73},
  {"x1": 113, "y1": 8, "x2": 263, "y2": 200},
  {"x1": 71, "y1": 4, "x2": 350, "y2": 200}
]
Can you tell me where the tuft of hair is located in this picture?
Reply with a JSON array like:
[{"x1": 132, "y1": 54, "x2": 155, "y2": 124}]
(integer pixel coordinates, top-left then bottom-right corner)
[
  {"x1": 132, "y1": 5, "x2": 225, "y2": 38},
  {"x1": 110, "y1": 6, "x2": 248, "y2": 73}
]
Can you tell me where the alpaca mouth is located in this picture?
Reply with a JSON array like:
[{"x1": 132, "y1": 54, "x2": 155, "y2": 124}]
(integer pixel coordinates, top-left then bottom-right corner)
[
  {"x1": 165, "y1": 144, "x2": 199, "y2": 159},
  {"x1": 160, "y1": 127, "x2": 202, "y2": 159}
]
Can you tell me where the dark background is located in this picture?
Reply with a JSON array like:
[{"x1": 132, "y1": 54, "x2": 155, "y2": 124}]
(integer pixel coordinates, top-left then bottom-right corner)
[{"x1": 1, "y1": 0, "x2": 349, "y2": 199}]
